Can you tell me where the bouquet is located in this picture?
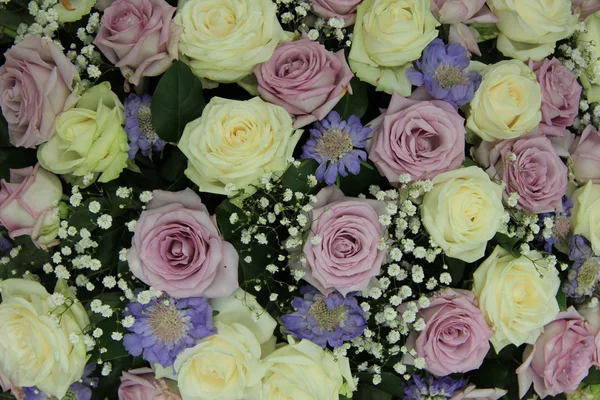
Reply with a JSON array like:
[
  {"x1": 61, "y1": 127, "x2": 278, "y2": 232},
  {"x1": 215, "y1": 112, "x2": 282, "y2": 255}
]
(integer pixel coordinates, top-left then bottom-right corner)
[{"x1": 0, "y1": 0, "x2": 600, "y2": 399}]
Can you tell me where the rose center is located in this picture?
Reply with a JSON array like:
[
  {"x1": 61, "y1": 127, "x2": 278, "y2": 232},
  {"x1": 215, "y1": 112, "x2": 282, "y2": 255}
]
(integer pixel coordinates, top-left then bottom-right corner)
[
  {"x1": 435, "y1": 65, "x2": 467, "y2": 89},
  {"x1": 309, "y1": 299, "x2": 347, "y2": 331},
  {"x1": 147, "y1": 301, "x2": 189, "y2": 344},
  {"x1": 315, "y1": 129, "x2": 354, "y2": 161}
]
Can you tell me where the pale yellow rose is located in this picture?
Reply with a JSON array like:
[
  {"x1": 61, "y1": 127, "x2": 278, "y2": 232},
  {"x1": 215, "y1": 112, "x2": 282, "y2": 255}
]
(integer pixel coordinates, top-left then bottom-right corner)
[
  {"x1": 466, "y1": 60, "x2": 542, "y2": 141},
  {"x1": 174, "y1": 289, "x2": 277, "y2": 400},
  {"x1": 488, "y1": 0, "x2": 579, "y2": 61},
  {"x1": 0, "y1": 279, "x2": 89, "y2": 399},
  {"x1": 260, "y1": 338, "x2": 356, "y2": 400},
  {"x1": 37, "y1": 82, "x2": 129, "y2": 184},
  {"x1": 174, "y1": 0, "x2": 290, "y2": 85},
  {"x1": 473, "y1": 246, "x2": 561, "y2": 352},
  {"x1": 178, "y1": 97, "x2": 302, "y2": 195},
  {"x1": 577, "y1": 12, "x2": 600, "y2": 104},
  {"x1": 348, "y1": 0, "x2": 439, "y2": 95},
  {"x1": 571, "y1": 180, "x2": 600, "y2": 255},
  {"x1": 421, "y1": 166, "x2": 505, "y2": 263}
]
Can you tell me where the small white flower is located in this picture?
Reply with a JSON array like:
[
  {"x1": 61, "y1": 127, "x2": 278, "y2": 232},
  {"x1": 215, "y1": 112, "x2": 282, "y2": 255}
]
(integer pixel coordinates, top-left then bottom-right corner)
[
  {"x1": 86, "y1": 282, "x2": 95, "y2": 291},
  {"x1": 48, "y1": 293, "x2": 66, "y2": 308},
  {"x1": 111, "y1": 332, "x2": 123, "y2": 341},
  {"x1": 229, "y1": 213, "x2": 239, "y2": 224},
  {"x1": 43, "y1": 263, "x2": 54, "y2": 274},
  {"x1": 269, "y1": 293, "x2": 278, "y2": 301},
  {"x1": 97, "y1": 215, "x2": 113, "y2": 229},
  {"x1": 69, "y1": 332, "x2": 80, "y2": 344},
  {"x1": 116, "y1": 187, "x2": 132, "y2": 198},
  {"x1": 126, "y1": 220, "x2": 137, "y2": 232},
  {"x1": 92, "y1": 328, "x2": 103, "y2": 338},
  {"x1": 119, "y1": 248, "x2": 128, "y2": 262},
  {"x1": 139, "y1": 191, "x2": 153, "y2": 203},
  {"x1": 70, "y1": 193, "x2": 83, "y2": 207},
  {"x1": 310, "y1": 235, "x2": 322, "y2": 245},
  {"x1": 101, "y1": 362, "x2": 112, "y2": 376},
  {"x1": 439, "y1": 272, "x2": 452, "y2": 285},
  {"x1": 102, "y1": 276, "x2": 117, "y2": 289},
  {"x1": 244, "y1": 256, "x2": 252, "y2": 263},
  {"x1": 88, "y1": 201, "x2": 101, "y2": 214},
  {"x1": 122, "y1": 315, "x2": 135, "y2": 328},
  {"x1": 55, "y1": 265, "x2": 70, "y2": 280}
]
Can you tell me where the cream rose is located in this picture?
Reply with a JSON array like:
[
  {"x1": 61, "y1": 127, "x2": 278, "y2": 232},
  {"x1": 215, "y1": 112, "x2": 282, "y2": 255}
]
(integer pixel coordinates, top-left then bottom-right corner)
[
  {"x1": 571, "y1": 180, "x2": 600, "y2": 256},
  {"x1": 577, "y1": 12, "x2": 600, "y2": 104},
  {"x1": 473, "y1": 246, "x2": 561, "y2": 352},
  {"x1": 178, "y1": 97, "x2": 302, "y2": 195},
  {"x1": 466, "y1": 60, "x2": 542, "y2": 142},
  {"x1": 0, "y1": 279, "x2": 89, "y2": 399},
  {"x1": 174, "y1": 289, "x2": 277, "y2": 400},
  {"x1": 488, "y1": 0, "x2": 579, "y2": 61},
  {"x1": 174, "y1": 0, "x2": 289, "y2": 85},
  {"x1": 348, "y1": 0, "x2": 440, "y2": 95},
  {"x1": 37, "y1": 82, "x2": 129, "y2": 184},
  {"x1": 421, "y1": 166, "x2": 505, "y2": 263},
  {"x1": 260, "y1": 338, "x2": 356, "y2": 400}
]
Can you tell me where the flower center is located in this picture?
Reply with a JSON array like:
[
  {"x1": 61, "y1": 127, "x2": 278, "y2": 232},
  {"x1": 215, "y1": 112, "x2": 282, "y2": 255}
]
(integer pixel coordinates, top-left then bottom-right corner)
[
  {"x1": 576, "y1": 258, "x2": 600, "y2": 294},
  {"x1": 553, "y1": 215, "x2": 571, "y2": 242},
  {"x1": 138, "y1": 106, "x2": 158, "y2": 141},
  {"x1": 62, "y1": 388, "x2": 78, "y2": 400},
  {"x1": 315, "y1": 129, "x2": 354, "y2": 161},
  {"x1": 435, "y1": 65, "x2": 467, "y2": 89},
  {"x1": 147, "y1": 302, "x2": 189, "y2": 344},
  {"x1": 309, "y1": 299, "x2": 347, "y2": 331}
]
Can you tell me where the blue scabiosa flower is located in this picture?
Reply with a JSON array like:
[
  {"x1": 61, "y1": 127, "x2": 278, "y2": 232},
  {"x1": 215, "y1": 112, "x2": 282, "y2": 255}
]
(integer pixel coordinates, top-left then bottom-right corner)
[
  {"x1": 124, "y1": 94, "x2": 165, "y2": 159},
  {"x1": 407, "y1": 39, "x2": 482, "y2": 108},
  {"x1": 0, "y1": 234, "x2": 12, "y2": 252},
  {"x1": 403, "y1": 375, "x2": 466, "y2": 400},
  {"x1": 122, "y1": 296, "x2": 216, "y2": 367},
  {"x1": 280, "y1": 286, "x2": 366, "y2": 348},
  {"x1": 563, "y1": 235, "x2": 600, "y2": 299},
  {"x1": 537, "y1": 196, "x2": 573, "y2": 253},
  {"x1": 22, "y1": 387, "x2": 48, "y2": 400},
  {"x1": 301, "y1": 111, "x2": 371, "y2": 186},
  {"x1": 66, "y1": 364, "x2": 98, "y2": 400}
]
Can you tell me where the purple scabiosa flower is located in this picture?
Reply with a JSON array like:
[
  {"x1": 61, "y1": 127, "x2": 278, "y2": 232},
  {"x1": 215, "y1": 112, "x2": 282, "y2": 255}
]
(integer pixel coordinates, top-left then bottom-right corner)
[
  {"x1": 280, "y1": 286, "x2": 366, "y2": 348},
  {"x1": 537, "y1": 196, "x2": 574, "y2": 253},
  {"x1": 403, "y1": 375, "x2": 466, "y2": 400},
  {"x1": 122, "y1": 295, "x2": 216, "y2": 368},
  {"x1": 301, "y1": 111, "x2": 371, "y2": 186},
  {"x1": 22, "y1": 386, "x2": 48, "y2": 400},
  {"x1": 0, "y1": 234, "x2": 12, "y2": 252},
  {"x1": 124, "y1": 93, "x2": 165, "y2": 159},
  {"x1": 563, "y1": 235, "x2": 600, "y2": 299},
  {"x1": 66, "y1": 364, "x2": 98, "y2": 400},
  {"x1": 407, "y1": 39, "x2": 482, "y2": 108}
]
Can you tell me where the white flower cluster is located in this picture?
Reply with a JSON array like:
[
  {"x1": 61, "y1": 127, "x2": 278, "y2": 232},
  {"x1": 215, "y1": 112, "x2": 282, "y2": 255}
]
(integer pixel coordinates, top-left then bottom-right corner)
[
  {"x1": 308, "y1": 17, "x2": 353, "y2": 48},
  {"x1": 15, "y1": 0, "x2": 60, "y2": 45}
]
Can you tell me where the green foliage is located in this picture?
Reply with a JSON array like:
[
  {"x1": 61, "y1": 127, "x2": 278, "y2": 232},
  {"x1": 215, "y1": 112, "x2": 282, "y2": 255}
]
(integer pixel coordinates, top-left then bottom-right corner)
[
  {"x1": 493, "y1": 233, "x2": 522, "y2": 257},
  {"x1": 333, "y1": 78, "x2": 369, "y2": 121},
  {"x1": 356, "y1": 373, "x2": 404, "y2": 398},
  {"x1": 556, "y1": 291, "x2": 568, "y2": 312},
  {"x1": 151, "y1": 61, "x2": 206, "y2": 143},
  {"x1": 0, "y1": 147, "x2": 39, "y2": 181}
]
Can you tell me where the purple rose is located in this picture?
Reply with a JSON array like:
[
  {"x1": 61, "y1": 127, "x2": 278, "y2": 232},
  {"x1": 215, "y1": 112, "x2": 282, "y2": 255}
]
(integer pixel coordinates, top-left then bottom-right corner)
[
  {"x1": 402, "y1": 288, "x2": 493, "y2": 376},
  {"x1": 127, "y1": 188, "x2": 239, "y2": 298},
  {"x1": 569, "y1": 125, "x2": 600, "y2": 184},
  {"x1": 296, "y1": 186, "x2": 388, "y2": 296},
  {"x1": 473, "y1": 133, "x2": 568, "y2": 213},
  {"x1": 254, "y1": 38, "x2": 353, "y2": 128},
  {"x1": 118, "y1": 368, "x2": 181, "y2": 400},
  {"x1": 572, "y1": 0, "x2": 600, "y2": 21},
  {"x1": 310, "y1": 0, "x2": 363, "y2": 26},
  {"x1": 94, "y1": 0, "x2": 181, "y2": 86},
  {"x1": 430, "y1": 0, "x2": 497, "y2": 55},
  {"x1": 529, "y1": 58, "x2": 582, "y2": 137},
  {"x1": 0, "y1": 36, "x2": 79, "y2": 148},
  {"x1": 367, "y1": 93, "x2": 465, "y2": 184},
  {"x1": 516, "y1": 307, "x2": 597, "y2": 398}
]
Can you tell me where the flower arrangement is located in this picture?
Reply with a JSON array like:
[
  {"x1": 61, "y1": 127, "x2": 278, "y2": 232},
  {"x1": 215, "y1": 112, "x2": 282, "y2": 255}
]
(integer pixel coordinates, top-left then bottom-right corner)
[{"x1": 0, "y1": 0, "x2": 600, "y2": 400}]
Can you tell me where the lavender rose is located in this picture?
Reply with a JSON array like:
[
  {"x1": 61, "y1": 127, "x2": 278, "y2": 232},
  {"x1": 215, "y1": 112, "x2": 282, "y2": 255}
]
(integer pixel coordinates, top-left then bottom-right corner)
[
  {"x1": 310, "y1": 0, "x2": 363, "y2": 26},
  {"x1": 118, "y1": 368, "x2": 181, "y2": 400},
  {"x1": 0, "y1": 36, "x2": 79, "y2": 148},
  {"x1": 367, "y1": 93, "x2": 465, "y2": 184},
  {"x1": 403, "y1": 288, "x2": 493, "y2": 376},
  {"x1": 94, "y1": 0, "x2": 181, "y2": 86},
  {"x1": 295, "y1": 186, "x2": 388, "y2": 296},
  {"x1": 0, "y1": 164, "x2": 63, "y2": 249},
  {"x1": 127, "y1": 188, "x2": 239, "y2": 298},
  {"x1": 516, "y1": 307, "x2": 597, "y2": 398},
  {"x1": 569, "y1": 125, "x2": 600, "y2": 184},
  {"x1": 474, "y1": 133, "x2": 568, "y2": 213},
  {"x1": 529, "y1": 58, "x2": 582, "y2": 137},
  {"x1": 254, "y1": 38, "x2": 353, "y2": 128}
]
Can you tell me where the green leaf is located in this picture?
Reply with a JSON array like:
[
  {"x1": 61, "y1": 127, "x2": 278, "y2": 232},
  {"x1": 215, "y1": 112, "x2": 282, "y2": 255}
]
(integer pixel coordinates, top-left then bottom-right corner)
[
  {"x1": 556, "y1": 291, "x2": 567, "y2": 312},
  {"x1": 151, "y1": 61, "x2": 206, "y2": 143},
  {"x1": 493, "y1": 233, "x2": 521, "y2": 257},
  {"x1": 356, "y1": 373, "x2": 404, "y2": 397},
  {"x1": 333, "y1": 78, "x2": 369, "y2": 120},
  {"x1": 0, "y1": 147, "x2": 38, "y2": 180},
  {"x1": 585, "y1": 367, "x2": 600, "y2": 385},
  {"x1": 462, "y1": 157, "x2": 478, "y2": 168},
  {"x1": 280, "y1": 159, "x2": 321, "y2": 194},
  {"x1": 0, "y1": 111, "x2": 9, "y2": 145},
  {"x1": 353, "y1": 385, "x2": 393, "y2": 400},
  {"x1": 446, "y1": 257, "x2": 466, "y2": 284},
  {"x1": 339, "y1": 160, "x2": 387, "y2": 197},
  {"x1": 160, "y1": 145, "x2": 189, "y2": 183}
]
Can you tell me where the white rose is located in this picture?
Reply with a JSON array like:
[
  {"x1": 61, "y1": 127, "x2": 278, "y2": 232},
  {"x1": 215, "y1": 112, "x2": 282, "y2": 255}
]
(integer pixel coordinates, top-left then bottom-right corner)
[
  {"x1": 488, "y1": 0, "x2": 579, "y2": 61},
  {"x1": 348, "y1": 0, "x2": 440, "y2": 95},
  {"x1": 571, "y1": 180, "x2": 600, "y2": 255},
  {"x1": 178, "y1": 97, "x2": 302, "y2": 195},
  {"x1": 421, "y1": 166, "x2": 505, "y2": 263},
  {"x1": 174, "y1": 289, "x2": 277, "y2": 400},
  {"x1": 473, "y1": 246, "x2": 561, "y2": 352},
  {"x1": 260, "y1": 338, "x2": 356, "y2": 400},
  {"x1": 466, "y1": 60, "x2": 542, "y2": 141},
  {"x1": 174, "y1": 0, "x2": 291, "y2": 85},
  {"x1": 0, "y1": 279, "x2": 89, "y2": 398}
]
